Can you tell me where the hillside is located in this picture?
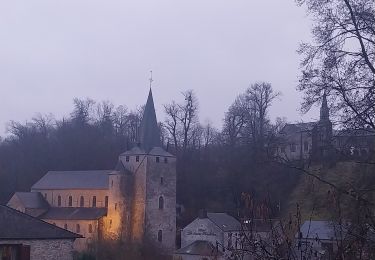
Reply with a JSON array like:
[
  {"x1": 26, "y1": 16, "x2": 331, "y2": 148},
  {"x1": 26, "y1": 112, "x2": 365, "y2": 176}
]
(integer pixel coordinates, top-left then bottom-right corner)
[{"x1": 285, "y1": 161, "x2": 375, "y2": 221}]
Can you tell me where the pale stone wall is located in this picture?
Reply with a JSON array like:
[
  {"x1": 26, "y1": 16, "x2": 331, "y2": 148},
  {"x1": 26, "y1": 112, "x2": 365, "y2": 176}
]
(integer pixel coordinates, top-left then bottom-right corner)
[
  {"x1": 145, "y1": 155, "x2": 176, "y2": 253},
  {"x1": 181, "y1": 218, "x2": 223, "y2": 248},
  {"x1": 278, "y1": 131, "x2": 312, "y2": 161},
  {"x1": 43, "y1": 219, "x2": 99, "y2": 251},
  {"x1": 32, "y1": 189, "x2": 109, "y2": 208},
  {"x1": 0, "y1": 239, "x2": 75, "y2": 260}
]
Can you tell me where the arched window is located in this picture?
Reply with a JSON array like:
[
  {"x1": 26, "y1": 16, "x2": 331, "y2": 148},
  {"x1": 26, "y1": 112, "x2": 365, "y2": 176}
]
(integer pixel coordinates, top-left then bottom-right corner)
[
  {"x1": 158, "y1": 196, "x2": 164, "y2": 210},
  {"x1": 160, "y1": 177, "x2": 164, "y2": 185},
  {"x1": 76, "y1": 224, "x2": 80, "y2": 233},
  {"x1": 68, "y1": 196, "x2": 73, "y2": 207},
  {"x1": 92, "y1": 196, "x2": 96, "y2": 207},
  {"x1": 80, "y1": 196, "x2": 84, "y2": 207},
  {"x1": 57, "y1": 195, "x2": 61, "y2": 207},
  {"x1": 157, "y1": 230, "x2": 162, "y2": 242},
  {"x1": 105, "y1": 196, "x2": 109, "y2": 208},
  {"x1": 88, "y1": 224, "x2": 93, "y2": 233},
  {"x1": 64, "y1": 224, "x2": 68, "y2": 229}
]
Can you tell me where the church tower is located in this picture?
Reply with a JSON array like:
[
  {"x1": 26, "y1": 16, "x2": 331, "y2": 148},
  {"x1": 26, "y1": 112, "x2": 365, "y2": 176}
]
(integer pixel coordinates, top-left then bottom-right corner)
[
  {"x1": 107, "y1": 88, "x2": 176, "y2": 254},
  {"x1": 312, "y1": 92, "x2": 333, "y2": 161}
]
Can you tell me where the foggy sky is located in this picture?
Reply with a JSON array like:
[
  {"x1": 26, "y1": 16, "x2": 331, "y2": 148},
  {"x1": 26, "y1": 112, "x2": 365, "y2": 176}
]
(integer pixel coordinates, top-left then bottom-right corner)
[{"x1": 0, "y1": 0, "x2": 318, "y2": 136}]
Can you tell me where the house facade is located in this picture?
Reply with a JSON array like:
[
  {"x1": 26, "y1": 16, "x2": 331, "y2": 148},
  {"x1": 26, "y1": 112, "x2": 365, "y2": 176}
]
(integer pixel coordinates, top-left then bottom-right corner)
[{"x1": 175, "y1": 211, "x2": 244, "y2": 260}]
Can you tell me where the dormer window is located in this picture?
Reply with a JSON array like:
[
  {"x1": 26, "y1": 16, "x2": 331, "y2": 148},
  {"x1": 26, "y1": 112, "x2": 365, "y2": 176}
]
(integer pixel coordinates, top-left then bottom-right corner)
[
  {"x1": 156, "y1": 156, "x2": 160, "y2": 163},
  {"x1": 125, "y1": 156, "x2": 130, "y2": 162},
  {"x1": 136, "y1": 155, "x2": 140, "y2": 162}
]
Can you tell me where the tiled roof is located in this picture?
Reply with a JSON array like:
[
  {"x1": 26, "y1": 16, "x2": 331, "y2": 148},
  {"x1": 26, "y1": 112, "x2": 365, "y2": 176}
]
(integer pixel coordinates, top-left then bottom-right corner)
[
  {"x1": 207, "y1": 212, "x2": 241, "y2": 232},
  {"x1": 10, "y1": 192, "x2": 49, "y2": 209},
  {"x1": 281, "y1": 122, "x2": 316, "y2": 134},
  {"x1": 0, "y1": 205, "x2": 81, "y2": 240},
  {"x1": 31, "y1": 170, "x2": 112, "y2": 190},
  {"x1": 139, "y1": 89, "x2": 161, "y2": 152},
  {"x1": 175, "y1": 240, "x2": 222, "y2": 256},
  {"x1": 41, "y1": 207, "x2": 107, "y2": 220}
]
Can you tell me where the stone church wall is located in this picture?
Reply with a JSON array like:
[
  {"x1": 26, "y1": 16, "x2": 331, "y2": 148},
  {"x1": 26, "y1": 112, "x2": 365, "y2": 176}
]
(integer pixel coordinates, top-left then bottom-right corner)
[
  {"x1": 32, "y1": 189, "x2": 109, "y2": 208},
  {"x1": 145, "y1": 155, "x2": 176, "y2": 253}
]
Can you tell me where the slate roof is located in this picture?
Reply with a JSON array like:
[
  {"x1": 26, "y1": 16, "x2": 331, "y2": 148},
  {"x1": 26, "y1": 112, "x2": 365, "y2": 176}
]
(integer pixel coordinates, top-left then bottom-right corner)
[
  {"x1": 281, "y1": 122, "x2": 316, "y2": 135},
  {"x1": 175, "y1": 240, "x2": 223, "y2": 256},
  {"x1": 207, "y1": 212, "x2": 242, "y2": 232},
  {"x1": 31, "y1": 170, "x2": 112, "y2": 190},
  {"x1": 41, "y1": 207, "x2": 107, "y2": 220},
  {"x1": 297, "y1": 221, "x2": 347, "y2": 240},
  {"x1": 10, "y1": 192, "x2": 49, "y2": 209},
  {"x1": 139, "y1": 89, "x2": 161, "y2": 152},
  {"x1": 0, "y1": 205, "x2": 81, "y2": 240}
]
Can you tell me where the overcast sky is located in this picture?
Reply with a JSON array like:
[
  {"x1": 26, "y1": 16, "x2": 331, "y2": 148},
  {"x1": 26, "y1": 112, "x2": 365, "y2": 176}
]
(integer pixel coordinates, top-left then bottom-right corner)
[{"x1": 0, "y1": 0, "x2": 318, "y2": 135}]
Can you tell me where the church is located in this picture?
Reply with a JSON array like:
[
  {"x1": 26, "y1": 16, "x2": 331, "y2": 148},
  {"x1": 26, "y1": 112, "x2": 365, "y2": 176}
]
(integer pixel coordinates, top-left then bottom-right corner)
[
  {"x1": 7, "y1": 89, "x2": 177, "y2": 254},
  {"x1": 276, "y1": 93, "x2": 375, "y2": 162}
]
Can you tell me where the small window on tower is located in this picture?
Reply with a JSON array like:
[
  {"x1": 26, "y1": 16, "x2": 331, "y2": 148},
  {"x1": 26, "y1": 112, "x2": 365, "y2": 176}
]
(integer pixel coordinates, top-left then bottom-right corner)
[
  {"x1": 57, "y1": 195, "x2": 62, "y2": 207},
  {"x1": 105, "y1": 196, "x2": 109, "y2": 208},
  {"x1": 160, "y1": 177, "x2": 164, "y2": 185},
  {"x1": 156, "y1": 156, "x2": 160, "y2": 163},
  {"x1": 136, "y1": 155, "x2": 140, "y2": 162},
  {"x1": 158, "y1": 196, "x2": 164, "y2": 210},
  {"x1": 164, "y1": 157, "x2": 168, "y2": 163},
  {"x1": 125, "y1": 156, "x2": 130, "y2": 162},
  {"x1": 158, "y1": 230, "x2": 162, "y2": 242}
]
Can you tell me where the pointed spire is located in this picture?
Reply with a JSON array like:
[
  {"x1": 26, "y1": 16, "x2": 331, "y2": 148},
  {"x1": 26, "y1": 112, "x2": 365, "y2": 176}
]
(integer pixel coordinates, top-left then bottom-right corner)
[
  {"x1": 139, "y1": 88, "x2": 161, "y2": 151},
  {"x1": 320, "y1": 92, "x2": 329, "y2": 121}
]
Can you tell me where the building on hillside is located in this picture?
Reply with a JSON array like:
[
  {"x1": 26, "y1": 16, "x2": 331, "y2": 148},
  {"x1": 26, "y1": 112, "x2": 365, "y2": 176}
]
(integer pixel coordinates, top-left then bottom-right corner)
[
  {"x1": 276, "y1": 93, "x2": 375, "y2": 162},
  {"x1": 7, "y1": 88, "x2": 177, "y2": 254},
  {"x1": 0, "y1": 204, "x2": 81, "y2": 260},
  {"x1": 174, "y1": 211, "x2": 244, "y2": 260}
]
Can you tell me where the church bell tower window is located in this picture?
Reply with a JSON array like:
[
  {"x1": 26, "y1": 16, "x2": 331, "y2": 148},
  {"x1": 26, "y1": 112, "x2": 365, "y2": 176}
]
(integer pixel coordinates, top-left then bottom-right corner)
[
  {"x1": 136, "y1": 155, "x2": 140, "y2": 162},
  {"x1": 158, "y1": 230, "x2": 163, "y2": 242},
  {"x1": 158, "y1": 196, "x2": 164, "y2": 209}
]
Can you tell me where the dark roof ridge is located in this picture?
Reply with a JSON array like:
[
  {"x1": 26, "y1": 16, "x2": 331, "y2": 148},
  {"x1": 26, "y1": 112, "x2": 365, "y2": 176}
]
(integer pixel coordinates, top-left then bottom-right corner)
[{"x1": 0, "y1": 204, "x2": 82, "y2": 239}]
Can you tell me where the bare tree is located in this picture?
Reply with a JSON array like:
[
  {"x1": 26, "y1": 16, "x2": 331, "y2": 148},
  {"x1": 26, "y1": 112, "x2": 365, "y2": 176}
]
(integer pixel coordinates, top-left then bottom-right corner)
[
  {"x1": 297, "y1": 0, "x2": 375, "y2": 130},
  {"x1": 164, "y1": 101, "x2": 180, "y2": 152},
  {"x1": 178, "y1": 90, "x2": 199, "y2": 152}
]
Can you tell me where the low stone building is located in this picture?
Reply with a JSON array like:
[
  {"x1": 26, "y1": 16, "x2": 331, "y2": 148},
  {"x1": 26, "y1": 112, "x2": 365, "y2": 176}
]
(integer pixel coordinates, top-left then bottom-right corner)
[
  {"x1": 175, "y1": 211, "x2": 243, "y2": 260},
  {"x1": 0, "y1": 204, "x2": 80, "y2": 260}
]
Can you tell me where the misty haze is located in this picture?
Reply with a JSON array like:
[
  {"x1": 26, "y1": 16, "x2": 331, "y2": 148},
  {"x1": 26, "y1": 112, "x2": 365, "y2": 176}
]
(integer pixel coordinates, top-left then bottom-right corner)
[{"x1": 0, "y1": 1, "x2": 374, "y2": 260}]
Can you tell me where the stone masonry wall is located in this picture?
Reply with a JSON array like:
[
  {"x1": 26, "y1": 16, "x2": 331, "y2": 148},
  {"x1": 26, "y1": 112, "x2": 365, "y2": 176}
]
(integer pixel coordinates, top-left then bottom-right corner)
[
  {"x1": 145, "y1": 154, "x2": 176, "y2": 253},
  {"x1": 0, "y1": 239, "x2": 75, "y2": 260}
]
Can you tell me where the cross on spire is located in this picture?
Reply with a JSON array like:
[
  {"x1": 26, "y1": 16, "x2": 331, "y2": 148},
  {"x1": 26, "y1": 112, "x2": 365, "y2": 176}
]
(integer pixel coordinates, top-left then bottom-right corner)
[{"x1": 149, "y1": 70, "x2": 153, "y2": 89}]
